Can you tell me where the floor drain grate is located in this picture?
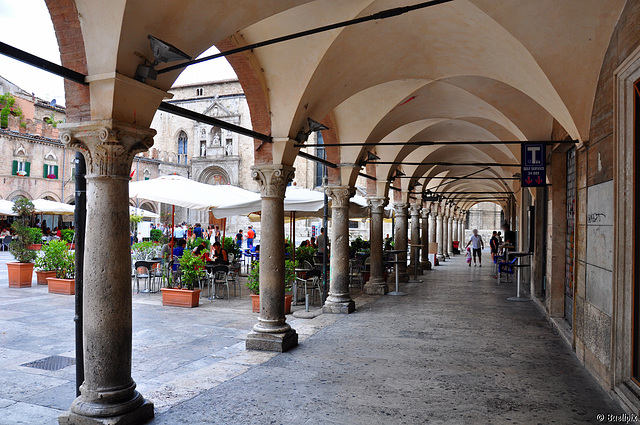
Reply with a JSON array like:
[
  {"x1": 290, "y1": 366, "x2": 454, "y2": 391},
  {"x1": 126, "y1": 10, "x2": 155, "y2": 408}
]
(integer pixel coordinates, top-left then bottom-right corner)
[{"x1": 21, "y1": 355, "x2": 76, "y2": 371}]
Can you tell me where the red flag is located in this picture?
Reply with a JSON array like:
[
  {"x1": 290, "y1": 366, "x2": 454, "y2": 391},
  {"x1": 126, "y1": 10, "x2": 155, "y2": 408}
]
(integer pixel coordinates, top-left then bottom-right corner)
[{"x1": 130, "y1": 170, "x2": 136, "y2": 178}]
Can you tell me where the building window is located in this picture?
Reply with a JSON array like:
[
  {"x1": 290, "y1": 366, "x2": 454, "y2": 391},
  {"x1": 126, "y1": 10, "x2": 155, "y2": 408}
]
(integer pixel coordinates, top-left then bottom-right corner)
[
  {"x1": 196, "y1": 88, "x2": 203, "y2": 96},
  {"x1": 43, "y1": 164, "x2": 58, "y2": 179},
  {"x1": 315, "y1": 131, "x2": 325, "y2": 188},
  {"x1": 177, "y1": 131, "x2": 188, "y2": 164},
  {"x1": 12, "y1": 160, "x2": 30, "y2": 177}
]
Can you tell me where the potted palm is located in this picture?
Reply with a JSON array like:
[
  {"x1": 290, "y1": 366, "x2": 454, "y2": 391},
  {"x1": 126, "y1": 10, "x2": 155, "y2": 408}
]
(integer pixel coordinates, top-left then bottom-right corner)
[
  {"x1": 160, "y1": 250, "x2": 203, "y2": 308},
  {"x1": 7, "y1": 198, "x2": 37, "y2": 288},
  {"x1": 246, "y1": 260, "x2": 296, "y2": 314},
  {"x1": 34, "y1": 240, "x2": 69, "y2": 285},
  {"x1": 47, "y1": 248, "x2": 75, "y2": 295}
]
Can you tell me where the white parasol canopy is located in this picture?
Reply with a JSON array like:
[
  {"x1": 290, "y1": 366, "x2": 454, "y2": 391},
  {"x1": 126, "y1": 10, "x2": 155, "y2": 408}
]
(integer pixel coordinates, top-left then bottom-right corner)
[
  {"x1": 212, "y1": 186, "x2": 325, "y2": 219},
  {"x1": 129, "y1": 175, "x2": 260, "y2": 211},
  {"x1": 32, "y1": 199, "x2": 75, "y2": 215},
  {"x1": 0, "y1": 200, "x2": 18, "y2": 216},
  {"x1": 129, "y1": 206, "x2": 159, "y2": 218}
]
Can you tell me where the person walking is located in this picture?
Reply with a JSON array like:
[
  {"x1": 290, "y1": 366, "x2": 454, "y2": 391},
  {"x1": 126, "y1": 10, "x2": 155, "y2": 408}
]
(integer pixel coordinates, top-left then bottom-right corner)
[
  {"x1": 490, "y1": 231, "x2": 499, "y2": 262},
  {"x1": 246, "y1": 226, "x2": 255, "y2": 248},
  {"x1": 465, "y1": 229, "x2": 485, "y2": 267}
]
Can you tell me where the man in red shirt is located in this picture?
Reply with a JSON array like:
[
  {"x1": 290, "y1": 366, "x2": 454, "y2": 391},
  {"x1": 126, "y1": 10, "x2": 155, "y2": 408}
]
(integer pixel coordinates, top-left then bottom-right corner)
[{"x1": 246, "y1": 226, "x2": 255, "y2": 248}]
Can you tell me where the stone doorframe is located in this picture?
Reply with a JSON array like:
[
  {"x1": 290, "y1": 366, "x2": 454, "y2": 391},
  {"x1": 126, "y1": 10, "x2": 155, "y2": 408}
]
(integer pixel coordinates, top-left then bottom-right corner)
[{"x1": 612, "y1": 44, "x2": 640, "y2": 408}]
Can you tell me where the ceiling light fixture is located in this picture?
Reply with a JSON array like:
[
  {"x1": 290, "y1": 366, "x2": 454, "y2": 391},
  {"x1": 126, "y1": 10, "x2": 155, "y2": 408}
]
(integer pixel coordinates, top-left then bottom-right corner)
[{"x1": 135, "y1": 35, "x2": 192, "y2": 82}]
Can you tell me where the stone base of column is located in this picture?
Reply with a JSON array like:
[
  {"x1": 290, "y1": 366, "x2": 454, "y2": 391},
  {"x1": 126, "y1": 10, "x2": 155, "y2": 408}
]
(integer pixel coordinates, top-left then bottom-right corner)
[
  {"x1": 363, "y1": 278, "x2": 388, "y2": 295},
  {"x1": 246, "y1": 329, "x2": 298, "y2": 352},
  {"x1": 448, "y1": 251, "x2": 454, "y2": 257},
  {"x1": 437, "y1": 254, "x2": 445, "y2": 262},
  {"x1": 408, "y1": 263, "x2": 423, "y2": 276},
  {"x1": 421, "y1": 260, "x2": 432, "y2": 271},
  {"x1": 322, "y1": 299, "x2": 356, "y2": 314},
  {"x1": 59, "y1": 400, "x2": 153, "y2": 425}
]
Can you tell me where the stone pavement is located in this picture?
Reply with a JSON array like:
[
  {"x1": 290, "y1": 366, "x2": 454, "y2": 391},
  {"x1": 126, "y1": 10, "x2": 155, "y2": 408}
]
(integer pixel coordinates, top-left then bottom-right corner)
[
  {"x1": 153, "y1": 255, "x2": 623, "y2": 425},
  {"x1": 0, "y1": 251, "x2": 623, "y2": 424}
]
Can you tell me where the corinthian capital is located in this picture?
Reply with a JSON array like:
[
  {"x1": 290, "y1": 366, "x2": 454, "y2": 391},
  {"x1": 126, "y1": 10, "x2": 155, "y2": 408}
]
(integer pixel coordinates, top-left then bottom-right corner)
[
  {"x1": 326, "y1": 186, "x2": 355, "y2": 208},
  {"x1": 251, "y1": 165, "x2": 295, "y2": 198},
  {"x1": 59, "y1": 120, "x2": 155, "y2": 178},
  {"x1": 409, "y1": 204, "x2": 421, "y2": 216},
  {"x1": 366, "y1": 196, "x2": 388, "y2": 213},
  {"x1": 393, "y1": 202, "x2": 409, "y2": 217}
]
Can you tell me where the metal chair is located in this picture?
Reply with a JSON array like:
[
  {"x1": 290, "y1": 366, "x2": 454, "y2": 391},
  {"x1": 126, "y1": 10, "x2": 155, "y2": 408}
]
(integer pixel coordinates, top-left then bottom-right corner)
[
  {"x1": 349, "y1": 260, "x2": 364, "y2": 289},
  {"x1": 1, "y1": 235, "x2": 11, "y2": 251},
  {"x1": 304, "y1": 269, "x2": 323, "y2": 305},
  {"x1": 133, "y1": 261, "x2": 152, "y2": 294},
  {"x1": 227, "y1": 262, "x2": 241, "y2": 297},
  {"x1": 497, "y1": 257, "x2": 517, "y2": 284},
  {"x1": 211, "y1": 265, "x2": 230, "y2": 301}
]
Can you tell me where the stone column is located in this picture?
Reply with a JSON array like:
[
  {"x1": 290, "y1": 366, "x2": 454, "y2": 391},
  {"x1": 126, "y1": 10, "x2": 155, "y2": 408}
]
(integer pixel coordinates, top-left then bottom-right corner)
[
  {"x1": 408, "y1": 204, "x2": 422, "y2": 275},
  {"x1": 388, "y1": 203, "x2": 410, "y2": 284},
  {"x1": 323, "y1": 186, "x2": 356, "y2": 314},
  {"x1": 246, "y1": 165, "x2": 298, "y2": 351},
  {"x1": 436, "y1": 211, "x2": 445, "y2": 261},
  {"x1": 447, "y1": 215, "x2": 454, "y2": 257},
  {"x1": 59, "y1": 121, "x2": 154, "y2": 424},
  {"x1": 459, "y1": 217, "x2": 465, "y2": 244},
  {"x1": 364, "y1": 197, "x2": 388, "y2": 295},
  {"x1": 420, "y1": 208, "x2": 431, "y2": 270},
  {"x1": 429, "y1": 210, "x2": 437, "y2": 265}
]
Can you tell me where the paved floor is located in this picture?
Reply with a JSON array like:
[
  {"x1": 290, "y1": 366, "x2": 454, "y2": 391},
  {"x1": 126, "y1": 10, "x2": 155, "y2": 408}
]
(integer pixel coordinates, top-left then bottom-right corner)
[
  {"x1": 153, "y1": 255, "x2": 622, "y2": 425},
  {"x1": 0, "y1": 251, "x2": 623, "y2": 424}
]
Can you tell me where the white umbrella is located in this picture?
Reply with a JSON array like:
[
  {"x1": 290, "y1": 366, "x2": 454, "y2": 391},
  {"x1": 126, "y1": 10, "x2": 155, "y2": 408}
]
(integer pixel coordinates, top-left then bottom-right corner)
[
  {"x1": 129, "y1": 175, "x2": 259, "y2": 211},
  {"x1": 212, "y1": 185, "x2": 325, "y2": 219},
  {"x1": 129, "y1": 206, "x2": 159, "y2": 218},
  {"x1": 32, "y1": 199, "x2": 75, "y2": 215},
  {"x1": 0, "y1": 200, "x2": 17, "y2": 216}
]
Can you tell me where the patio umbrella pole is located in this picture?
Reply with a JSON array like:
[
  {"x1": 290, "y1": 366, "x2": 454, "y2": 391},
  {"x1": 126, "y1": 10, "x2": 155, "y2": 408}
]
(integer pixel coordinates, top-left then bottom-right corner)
[
  {"x1": 292, "y1": 211, "x2": 295, "y2": 263},
  {"x1": 73, "y1": 151, "x2": 86, "y2": 397},
  {"x1": 322, "y1": 176, "x2": 328, "y2": 304}
]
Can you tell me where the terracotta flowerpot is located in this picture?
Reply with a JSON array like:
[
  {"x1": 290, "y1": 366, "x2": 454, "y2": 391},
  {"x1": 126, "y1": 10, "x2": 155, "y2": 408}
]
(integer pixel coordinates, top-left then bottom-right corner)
[
  {"x1": 47, "y1": 277, "x2": 75, "y2": 295},
  {"x1": 161, "y1": 288, "x2": 201, "y2": 308},
  {"x1": 7, "y1": 262, "x2": 34, "y2": 288},
  {"x1": 284, "y1": 294, "x2": 293, "y2": 315},
  {"x1": 250, "y1": 294, "x2": 293, "y2": 314},
  {"x1": 36, "y1": 270, "x2": 57, "y2": 285},
  {"x1": 28, "y1": 244, "x2": 42, "y2": 251},
  {"x1": 250, "y1": 294, "x2": 260, "y2": 313}
]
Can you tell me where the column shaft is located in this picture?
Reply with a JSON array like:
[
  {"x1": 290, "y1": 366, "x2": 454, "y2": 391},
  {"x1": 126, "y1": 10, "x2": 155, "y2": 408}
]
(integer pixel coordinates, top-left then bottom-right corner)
[
  {"x1": 436, "y1": 213, "x2": 445, "y2": 261},
  {"x1": 60, "y1": 121, "x2": 154, "y2": 424},
  {"x1": 388, "y1": 203, "x2": 410, "y2": 284},
  {"x1": 421, "y1": 209, "x2": 431, "y2": 270},
  {"x1": 246, "y1": 165, "x2": 298, "y2": 351},
  {"x1": 323, "y1": 186, "x2": 356, "y2": 313},
  {"x1": 364, "y1": 197, "x2": 388, "y2": 295},
  {"x1": 447, "y1": 216, "x2": 454, "y2": 257}
]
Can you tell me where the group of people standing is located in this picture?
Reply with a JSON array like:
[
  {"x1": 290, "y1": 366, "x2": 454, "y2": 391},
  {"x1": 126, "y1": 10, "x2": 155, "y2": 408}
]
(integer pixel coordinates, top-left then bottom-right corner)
[{"x1": 465, "y1": 222, "x2": 517, "y2": 268}]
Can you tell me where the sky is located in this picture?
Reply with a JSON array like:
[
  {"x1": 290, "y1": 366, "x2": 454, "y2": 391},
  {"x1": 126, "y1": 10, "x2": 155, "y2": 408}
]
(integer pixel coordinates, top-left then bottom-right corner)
[{"x1": 0, "y1": 0, "x2": 237, "y2": 106}]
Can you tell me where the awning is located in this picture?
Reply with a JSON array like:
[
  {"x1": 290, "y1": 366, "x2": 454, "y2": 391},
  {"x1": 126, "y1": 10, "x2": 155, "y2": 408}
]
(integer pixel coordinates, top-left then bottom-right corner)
[
  {"x1": 129, "y1": 206, "x2": 159, "y2": 218},
  {"x1": 129, "y1": 175, "x2": 260, "y2": 211},
  {"x1": 0, "y1": 200, "x2": 18, "y2": 216},
  {"x1": 212, "y1": 186, "x2": 325, "y2": 219},
  {"x1": 32, "y1": 199, "x2": 75, "y2": 215}
]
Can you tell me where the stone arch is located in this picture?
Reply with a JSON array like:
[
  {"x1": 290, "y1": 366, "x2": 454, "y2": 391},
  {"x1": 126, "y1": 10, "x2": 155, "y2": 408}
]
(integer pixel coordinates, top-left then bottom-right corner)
[
  {"x1": 198, "y1": 165, "x2": 231, "y2": 186},
  {"x1": 39, "y1": 192, "x2": 61, "y2": 202},
  {"x1": 44, "y1": 150, "x2": 58, "y2": 161},
  {"x1": 216, "y1": 38, "x2": 272, "y2": 165},
  {"x1": 7, "y1": 190, "x2": 31, "y2": 201},
  {"x1": 139, "y1": 202, "x2": 156, "y2": 214},
  {"x1": 44, "y1": 0, "x2": 90, "y2": 122}
]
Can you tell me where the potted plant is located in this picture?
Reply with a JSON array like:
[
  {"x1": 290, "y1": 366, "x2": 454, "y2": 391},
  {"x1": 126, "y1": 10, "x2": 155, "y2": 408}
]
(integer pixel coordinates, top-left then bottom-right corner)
[
  {"x1": 27, "y1": 227, "x2": 43, "y2": 250},
  {"x1": 34, "y1": 240, "x2": 69, "y2": 285},
  {"x1": 295, "y1": 245, "x2": 317, "y2": 269},
  {"x1": 7, "y1": 198, "x2": 37, "y2": 288},
  {"x1": 47, "y1": 248, "x2": 75, "y2": 295},
  {"x1": 246, "y1": 260, "x2": 295, "y2": 314},
  {"x1": 160, "y1": 250, "x2": 203, "y2": 308},
  {"x1": 60, "y1": 228, "x2": 75, "y2": 249}
]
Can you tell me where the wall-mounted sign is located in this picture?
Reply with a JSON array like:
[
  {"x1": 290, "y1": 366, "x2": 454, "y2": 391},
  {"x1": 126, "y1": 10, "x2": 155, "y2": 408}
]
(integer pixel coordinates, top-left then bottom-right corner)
[{"x1": 521, "y1": 143, "x2": 546, "y2": 187}]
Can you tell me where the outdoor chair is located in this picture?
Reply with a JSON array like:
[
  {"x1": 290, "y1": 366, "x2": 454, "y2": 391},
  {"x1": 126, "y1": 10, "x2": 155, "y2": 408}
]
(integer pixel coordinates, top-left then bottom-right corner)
[
  {"x1": 304, "y1": 269, "x2": 323, "y2": 305},
  {"x1": 133, "y1": 261, "x2": 153, "y2": 294},
  {"x1": 303, "y1": 260, "x2": 314, "y2": 270},
  {"x1": 497, "y1": 257, "x2": 517, "y2": 284},
  {"x1": 169, "y1": 256, "x2": 181, "y2": 287},
  {"x1": 363, "y1": 257, "x2": 371, "y2": 272},
  {"x1": 1, "y1": 235, "x2": 11, "y2": 251},
  {"x1": 211, "y1": 265, "x2": 230, "y2": 301},
  {"x1": 227, "y1": 262, "x2": 241, "y2": 297},
  {"x1": 349, "y1": 260, "x2": 364, "y2": 289}
]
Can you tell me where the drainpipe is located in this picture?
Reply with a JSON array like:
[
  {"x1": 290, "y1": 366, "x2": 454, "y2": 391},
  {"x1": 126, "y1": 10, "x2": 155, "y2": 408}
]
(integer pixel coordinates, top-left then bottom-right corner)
[{"x1": 73, "y1": 151, "x2": 86, "y2": 397}]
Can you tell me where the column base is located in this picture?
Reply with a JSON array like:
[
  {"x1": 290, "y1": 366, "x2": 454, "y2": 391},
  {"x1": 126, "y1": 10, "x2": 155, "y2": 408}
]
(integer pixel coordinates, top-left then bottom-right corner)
[
  {"x1": 59, "y1": 400, "x2": 153, "y2": 425},
  {"x1": 437, "y1": 254, "x2": 445, "y2": 262},
  {"x1": 246, "y1": 329, "x2": 298, "y2": 352},
  {"x1": 363, "y1": 279, "x2": 388, "y2": 295},
  {"x1": 421, "y1": 260, "x2": 432, "y2": 271},
  {"x1": 408, "y1": 263, "x2": 423, "y2": 275},
  {"x1": 447, "y1": 251, "x2": 454, "y2": 257},
  {"x1": 322, "y1": 299, "x2": 356, "y2": 314}
]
